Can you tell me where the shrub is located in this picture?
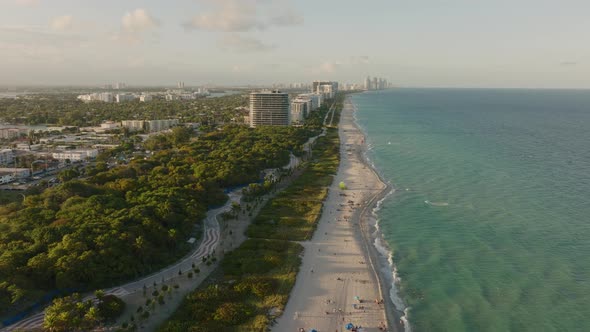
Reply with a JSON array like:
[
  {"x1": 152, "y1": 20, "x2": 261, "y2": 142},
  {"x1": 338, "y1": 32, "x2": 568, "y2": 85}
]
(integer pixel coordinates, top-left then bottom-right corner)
[
  {"x1": 212, "y1": 302, "x2": 254, "y2": 325},
  {"x1": 97, "y1": 294, "x2": 126, "y2": 321}
]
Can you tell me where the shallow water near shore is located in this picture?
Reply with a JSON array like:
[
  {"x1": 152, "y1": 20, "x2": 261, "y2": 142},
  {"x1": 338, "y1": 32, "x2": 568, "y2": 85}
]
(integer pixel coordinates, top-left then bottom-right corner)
[{"x1": 352, "y1": 88, "x2": 590, "y2": 332}]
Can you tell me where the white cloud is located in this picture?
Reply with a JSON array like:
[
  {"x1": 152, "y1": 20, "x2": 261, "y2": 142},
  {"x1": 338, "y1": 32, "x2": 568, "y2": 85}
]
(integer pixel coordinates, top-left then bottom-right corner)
[
  {"x1": 110, "y1": 32, "x2": 142, "y2": 45},
  {"x1": 184, "y1": 0, "x2": 264, "y2": 32},
  {"x1": 183, "y1": 0, "x2": 303, "y2": 32},
  {"x1": 128, "y1": 56, "x2": 146, "y2": 68},
  {"x1": 269, "y1": 9, "x2": 304, "y2": 27},
  {"x1": 219, "y1": 34, "x2": 275, "y2": 52},
  {"x1": 50, "y1": 15, "x2": 74, "y2": 31},
  {"x1": 0, "y1": 26, "x2": 86, "y2": 64},
  {"x1": 14, "y1": 0, "x2": 39, "y2": 6},
  {"x1": 311, "y1": 56, "x2": 371, "y2": 74},
  {"x1": 122, "y1": 8, "x2": 159, "y2": 33},
  {"x1": 560, "y1": 61, "x2": 578, "y2": 66},
  {"x1": 232, "y1": 64, "x2": 254, "y2": 73},
  {"x1": 350, "y1": 55, "x2": 370, "y2": 65},
  {"x1": 317, "y1": 61, "x2": 338, "y2": 73}
]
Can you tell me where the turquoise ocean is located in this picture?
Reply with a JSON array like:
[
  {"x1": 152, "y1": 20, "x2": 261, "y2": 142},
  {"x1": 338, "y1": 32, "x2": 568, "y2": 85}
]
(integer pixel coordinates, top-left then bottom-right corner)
[{"x1": 351, "y1": 89, "x2": 590, "y2": 332}]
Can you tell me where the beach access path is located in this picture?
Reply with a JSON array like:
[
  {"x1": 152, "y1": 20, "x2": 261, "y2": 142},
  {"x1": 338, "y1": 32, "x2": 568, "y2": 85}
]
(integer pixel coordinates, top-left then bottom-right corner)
[{"x1": 272, "y1": 97, "x2": 397, "y2": 332}]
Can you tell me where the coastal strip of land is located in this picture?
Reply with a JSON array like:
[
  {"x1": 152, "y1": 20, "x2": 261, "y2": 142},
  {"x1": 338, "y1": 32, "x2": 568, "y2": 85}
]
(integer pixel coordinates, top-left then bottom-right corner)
[{"x1": 272, "y1": 96, "x2": 401, "y2": 332}]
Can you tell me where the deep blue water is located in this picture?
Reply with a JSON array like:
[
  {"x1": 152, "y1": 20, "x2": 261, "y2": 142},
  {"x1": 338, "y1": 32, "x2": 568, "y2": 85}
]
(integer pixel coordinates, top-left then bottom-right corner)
[{"x1": 352, "y1": 89, "x2": 590, "y2": 332}]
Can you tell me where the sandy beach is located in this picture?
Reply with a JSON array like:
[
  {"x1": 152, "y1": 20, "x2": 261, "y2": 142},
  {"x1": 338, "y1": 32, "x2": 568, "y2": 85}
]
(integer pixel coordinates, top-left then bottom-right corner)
[{"x1": 273, "y1": 97, "x2": 400, "y2": 332}]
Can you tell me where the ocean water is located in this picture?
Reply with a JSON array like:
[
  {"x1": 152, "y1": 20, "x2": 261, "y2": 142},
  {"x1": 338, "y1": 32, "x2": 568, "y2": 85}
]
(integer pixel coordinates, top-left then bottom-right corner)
[{"x1": 352, "y1": 89, "x2": 590, "y2": 332}]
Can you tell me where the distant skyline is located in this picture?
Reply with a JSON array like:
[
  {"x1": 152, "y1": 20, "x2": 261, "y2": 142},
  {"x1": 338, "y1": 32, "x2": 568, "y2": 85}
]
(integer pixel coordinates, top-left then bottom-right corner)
[{"x1": 0, "y1": 0, "x2": 589, "y2": 88}]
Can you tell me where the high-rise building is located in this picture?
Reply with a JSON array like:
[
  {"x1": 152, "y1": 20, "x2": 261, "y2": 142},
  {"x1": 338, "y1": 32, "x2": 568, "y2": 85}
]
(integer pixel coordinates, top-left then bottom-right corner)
[
  {"x1": 298, "y1": 93, "x2": 322, "y2": 110},
  {"x1": 99, "y1": 92, "x2": 113, "y2": 102},
  {"x1": 318, "y1": 84, "x2": 335, "y2": 99},
  {"x1": 249, "y1": 90, "x2": 290, "y2": 128},
  {"x1": 365, "y1": 76, "x2": 371, "y2": 90},
  {"x1": 312, "y1": 81, "x2": 339, "y2": 96},
  {"x1": 177, "y1": 82, "x2": 185, "y2": 89},
  {"x1": 290, "y1": 100, "x2": 307, "y2": 125},
  {"x1": 116, "y1": 94, "x2": 136, "y2": 103},
  {"x1": 139, "y1": 94, "x2": 152, "y2": 102}
]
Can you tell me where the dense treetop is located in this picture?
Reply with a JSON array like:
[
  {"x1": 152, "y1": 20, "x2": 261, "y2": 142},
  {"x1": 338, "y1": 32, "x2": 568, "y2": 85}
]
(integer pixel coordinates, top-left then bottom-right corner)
[
  {"x1": 0, "y1": 124, "x2": 316, "y2": 318},
  {"x1": 0, "y1": 93, "x2": 247, "y2": 127}
]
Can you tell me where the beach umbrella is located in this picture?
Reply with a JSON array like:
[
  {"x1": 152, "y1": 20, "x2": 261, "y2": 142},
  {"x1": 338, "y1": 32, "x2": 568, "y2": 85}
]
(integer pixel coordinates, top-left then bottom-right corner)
[
  {"x1": 310, "y1": 329, "x2": 318, "y2": 332},
  {"x1": 346, "y1": 323, "x2": 354, "y2": 330},
  {"x1": 339, "y1": 181, "x2": 347, "y2": 190}
]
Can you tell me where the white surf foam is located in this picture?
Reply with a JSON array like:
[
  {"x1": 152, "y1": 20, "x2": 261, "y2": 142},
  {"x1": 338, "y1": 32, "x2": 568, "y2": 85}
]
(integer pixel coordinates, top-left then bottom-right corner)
[
  {"x1": 424, "y1": 200, "x2": 450, "y2": 207},
  {"x1": 351, "y1": 95, "x2": 412, "y2": 331},
  {"x1": 400, "y1": 308, "x2": 412, "y2": 332}
]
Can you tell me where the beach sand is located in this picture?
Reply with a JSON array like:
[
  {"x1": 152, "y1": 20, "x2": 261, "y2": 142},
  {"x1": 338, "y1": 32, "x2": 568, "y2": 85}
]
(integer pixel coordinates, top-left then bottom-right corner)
[{"x1": 272, "y1": 97, "x2": 400, "y2": 332}]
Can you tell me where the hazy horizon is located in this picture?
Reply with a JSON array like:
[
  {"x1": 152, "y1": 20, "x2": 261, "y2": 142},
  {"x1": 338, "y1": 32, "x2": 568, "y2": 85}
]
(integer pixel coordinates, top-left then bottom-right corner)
[{"x1": 1, "y1": 0, "x2": 589, "y2": 88}]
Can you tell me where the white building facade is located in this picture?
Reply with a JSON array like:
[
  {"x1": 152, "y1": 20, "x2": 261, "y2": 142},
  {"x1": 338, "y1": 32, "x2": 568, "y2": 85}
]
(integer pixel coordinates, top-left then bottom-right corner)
[
  {"x1": 0, "y1": 149, "x2": 14, "y2": 165},
  {"x1": 290, "y1": 101, "x2": 307, "y2": 125},
  {"x1": 52, "y1": 149, "x2": 99, "y2": 161},
  {"x1": 146, "y1": 119, "x2": 180, "y2": 132},
  {"x1": 121, "y1": 120, "x2": 145, "y2": 131},
  {"x1": 249, "y1": 90, "x2": 290, "y2": 128},
  {"x1": 139, "y1": 94, "x2": 153, "y2": 102},
  {"x1": 116, "y1": 94, "x2": 136, "y2": 103}
]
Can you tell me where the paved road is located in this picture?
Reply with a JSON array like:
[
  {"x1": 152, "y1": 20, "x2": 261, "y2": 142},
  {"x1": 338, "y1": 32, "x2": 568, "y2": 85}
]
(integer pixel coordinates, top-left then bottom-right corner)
[{"x1": 2, "y1": 191, "x2": 241, "y2": 332}]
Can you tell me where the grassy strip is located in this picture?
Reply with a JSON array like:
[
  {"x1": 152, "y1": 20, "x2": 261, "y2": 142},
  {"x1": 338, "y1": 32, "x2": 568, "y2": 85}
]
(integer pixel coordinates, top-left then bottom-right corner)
[
  {"x1": 157, "y1": 98, "x2": 342, "y2": 332},
  {"x1": 158, "y1": 239, "x2": 302, "y2": 332},
  {"x1": 247, "y1": 128, "x2": 340, "y2": 241}
]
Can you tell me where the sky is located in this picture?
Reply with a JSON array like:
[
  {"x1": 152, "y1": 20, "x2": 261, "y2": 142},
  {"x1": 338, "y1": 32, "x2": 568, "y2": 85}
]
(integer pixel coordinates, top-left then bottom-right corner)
[{"x1": 0, "y1": 0, "x2": 589, "y2": 88}]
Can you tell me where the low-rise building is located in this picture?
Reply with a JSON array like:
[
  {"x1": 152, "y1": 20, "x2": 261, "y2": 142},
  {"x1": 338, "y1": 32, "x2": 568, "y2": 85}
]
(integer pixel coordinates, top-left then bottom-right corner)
[
  {"x1": 0, "y1": 128, "x2": 27, "y2": 140},
  {"x1": 0, "y1": 168, "x2": 31, "y2": 179},
  {"x1": 139, "y1": 94, "x2": 153, "y2": 102},
  {"x1": 77, "y1": 92, "x2": 114, "y2": 103},
  {"x1": 100, "y1": 121, "x2": 120, "y2": 130},
  {"x1": 0, "y1": 149, "x2": 14, "y2": 165},
  {"x1": 146, "y1": 119, "x2": 179, "y2": 132},
  {"x1": 121, "y1": 120, "x2": 145, "y2": 131},
  {"x1": 116, "y1": 94, "x2": 136, "y2": 103},
  {"x1": 52, "y1": 149, "x2": 98, "y2": 161},
  {"x1": 15, "y1": 144, "x2": 42, "y2": 151},
  {"x1": 0, "y1": 173, "x2": 13, "y2": 184}
]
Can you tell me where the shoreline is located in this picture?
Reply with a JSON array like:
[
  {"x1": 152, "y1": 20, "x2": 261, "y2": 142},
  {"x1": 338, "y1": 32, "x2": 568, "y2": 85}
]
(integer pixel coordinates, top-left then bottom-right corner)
[
  {"x1": 272, "y1": 96, "x2": 399, "y2": 332},
  {"x1": 349, "y1": 94, "x2": 407, "y2": 332}
]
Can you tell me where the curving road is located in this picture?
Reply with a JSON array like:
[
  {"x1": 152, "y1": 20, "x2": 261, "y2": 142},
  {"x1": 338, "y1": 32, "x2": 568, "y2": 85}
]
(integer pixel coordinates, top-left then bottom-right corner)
[{"x1": 2, "y1": 190, "x2": 241, "y2": 332}]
